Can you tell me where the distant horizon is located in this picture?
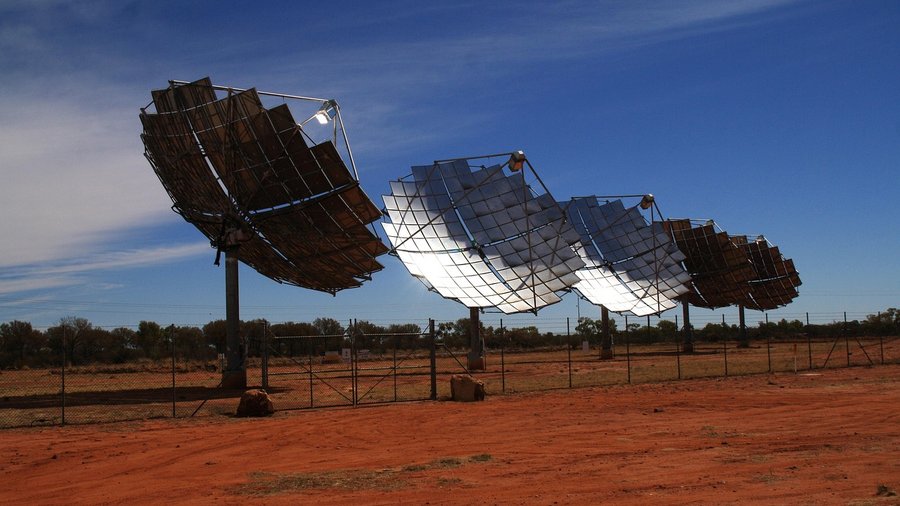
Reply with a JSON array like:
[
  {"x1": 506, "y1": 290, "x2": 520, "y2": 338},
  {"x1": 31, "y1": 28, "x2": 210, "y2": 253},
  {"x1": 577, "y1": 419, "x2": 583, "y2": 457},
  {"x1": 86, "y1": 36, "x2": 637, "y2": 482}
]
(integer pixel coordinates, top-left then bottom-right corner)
[{"x1": 5, "y1": 293, "x2": 892, "y2": 334}]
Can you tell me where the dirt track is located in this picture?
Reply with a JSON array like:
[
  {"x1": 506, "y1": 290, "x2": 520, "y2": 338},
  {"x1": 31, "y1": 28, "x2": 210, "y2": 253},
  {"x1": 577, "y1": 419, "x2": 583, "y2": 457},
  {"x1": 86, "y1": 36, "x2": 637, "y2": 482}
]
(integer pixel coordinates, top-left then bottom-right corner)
[{"x1": 1, "y1": 365, "x2": 898, "y2": 505}]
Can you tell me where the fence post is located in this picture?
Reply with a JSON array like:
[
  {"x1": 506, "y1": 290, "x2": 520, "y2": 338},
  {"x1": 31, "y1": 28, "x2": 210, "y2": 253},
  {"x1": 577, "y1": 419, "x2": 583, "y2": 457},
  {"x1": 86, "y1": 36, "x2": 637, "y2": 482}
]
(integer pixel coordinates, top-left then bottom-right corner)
[
  {"x1": 500, "y1": 319, "x2": 506, "y2": 394},
  {"x1": 352, "y1": 319, "x2": 358, "y2": 406},
  {"x1": 844, "y1": 312, "x2": 850, "y2": 367},
  {"x1": 723, "y1": 331, "x2": 728, "y2": 378},
  {"x1": 171, "y1": 325, "x2": 176, "y2": 418},
  {"x1": 61, "y1": 326, "x2": 66, "y2": 426},
  {"x1": 804, "y1": 312, "x2": 811, "y2": 370},
  {"x1": 567, "y1": 317, "x2": 572, "y2": 389},
  {"x1": 429, "y1": 319, "x2": 437, "y2": 400},
  {"x1": 805, "y1": 312, "x2": 813, "y2": 370},
  {"x1": 393, "y1": 335, "x2": 398, "y2": 402},
  {"x1": 262, "y1": 321, "x2": 269, "y2": 390},
  {"x1": 625, "y1": 315, "x2": 631, "y2": 384},
  {"x1": 765, "y1": 313, "x2": 772, "y2": 373},
  {"x1": 307, "y1": 336, "x2": 314, "y2": 408},
  {"x1": 676, "y1": 339, "x2": 681, "y2": 380}
]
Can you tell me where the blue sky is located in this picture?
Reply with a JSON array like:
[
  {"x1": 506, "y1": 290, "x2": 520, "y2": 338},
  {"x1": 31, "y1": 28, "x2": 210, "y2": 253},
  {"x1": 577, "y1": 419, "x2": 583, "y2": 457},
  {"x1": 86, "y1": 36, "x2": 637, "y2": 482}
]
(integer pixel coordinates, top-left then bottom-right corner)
[{"x1": 1, "y1": 0, "x2": 898, "y2": 332}]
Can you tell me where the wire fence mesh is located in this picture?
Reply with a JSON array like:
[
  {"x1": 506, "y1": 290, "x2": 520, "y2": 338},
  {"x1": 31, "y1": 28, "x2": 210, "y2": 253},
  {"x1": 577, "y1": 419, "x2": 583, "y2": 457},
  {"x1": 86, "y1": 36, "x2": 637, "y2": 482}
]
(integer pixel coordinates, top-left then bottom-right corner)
[
  {"x1": 1, "y1": 313, "x2": 898, "y2": 429},
  {"x1": 459, "y1": 335, "x2": 899, "y2": 395}
]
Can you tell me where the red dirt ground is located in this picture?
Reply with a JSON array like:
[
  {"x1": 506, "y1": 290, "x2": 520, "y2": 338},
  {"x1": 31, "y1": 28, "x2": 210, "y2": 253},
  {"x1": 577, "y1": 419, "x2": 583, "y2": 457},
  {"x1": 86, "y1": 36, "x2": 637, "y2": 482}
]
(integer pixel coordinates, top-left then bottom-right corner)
[{"x1": 1, "y1": 365, "x2": 898, "y2": 505}]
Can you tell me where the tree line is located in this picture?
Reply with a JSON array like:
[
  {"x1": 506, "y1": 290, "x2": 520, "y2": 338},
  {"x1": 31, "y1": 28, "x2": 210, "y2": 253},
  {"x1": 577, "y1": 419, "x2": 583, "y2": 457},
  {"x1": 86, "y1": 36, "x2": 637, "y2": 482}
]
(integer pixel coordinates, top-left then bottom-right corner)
[
  {"x1": 0, "y1": 308, "x2": 897, "y2": 369},
  {"x1": 0, "y1": 316, "x2": 426, "y2": 369}
]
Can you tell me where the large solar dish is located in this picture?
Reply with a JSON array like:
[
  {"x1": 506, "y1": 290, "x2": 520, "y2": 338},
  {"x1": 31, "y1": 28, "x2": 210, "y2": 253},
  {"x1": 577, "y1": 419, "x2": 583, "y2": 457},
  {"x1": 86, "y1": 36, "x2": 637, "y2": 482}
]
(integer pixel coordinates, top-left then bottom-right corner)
[
  {"x1": 382, "y1": 154, "x2": 585, "y2": 314},
  {"x1": 664, "y1": 219, "x2": 757, "y2": 309},
  {"x1": 140, "y1": 77, "x2": 387, "y2": 293},
  {"x1": 566, "y1": 197, "x2": 691, "y2": 316},
  {"x1": 731, "y1": 235, "x2": 801, "y2": 310}
]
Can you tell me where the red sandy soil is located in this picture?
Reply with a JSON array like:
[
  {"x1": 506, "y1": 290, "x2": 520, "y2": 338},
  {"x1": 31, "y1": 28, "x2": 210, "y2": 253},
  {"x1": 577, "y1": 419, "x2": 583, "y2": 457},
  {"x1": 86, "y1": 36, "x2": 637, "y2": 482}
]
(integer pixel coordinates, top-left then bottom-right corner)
[{"x1": 1, "y1": 365, "x2": 898, "y2": 505}]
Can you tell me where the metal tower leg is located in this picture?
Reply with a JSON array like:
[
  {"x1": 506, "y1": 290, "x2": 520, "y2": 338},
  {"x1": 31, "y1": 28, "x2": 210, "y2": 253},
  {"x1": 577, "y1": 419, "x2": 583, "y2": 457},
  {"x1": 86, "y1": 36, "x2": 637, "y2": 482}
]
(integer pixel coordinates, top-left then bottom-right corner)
[
  {"x1": 682, "y1": 302, "x2": 694, "y2": 353},
  {"x1": 600, "y1": 305, "x2": 614, "y2": 359},
  {"x1": 222, "y1": 245, "x2": 247, "y2": 388},
  {"x1": 467, "y1": 307, "x2": 485, "y2": 370}
]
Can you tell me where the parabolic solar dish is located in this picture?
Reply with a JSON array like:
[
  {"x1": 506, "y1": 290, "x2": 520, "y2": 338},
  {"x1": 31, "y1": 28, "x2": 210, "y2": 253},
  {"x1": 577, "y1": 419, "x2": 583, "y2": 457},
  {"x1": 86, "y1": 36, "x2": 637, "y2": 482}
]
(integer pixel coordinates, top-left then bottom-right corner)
[
  {"x1": 664, "y1": 219, "x2": 757, "y2": 309},
  {"x1": 382, "y1": 154, "x2": 585, "y2": 314},
  {"x1": 731, "y1": 235, "x2": 801, "y2": 310},
  {"x1": 565, "y1": 197, "x2": 692, "y2": 316},
  {"x1": 140, "y1": 77, "x2": 388, "y2": 293}
]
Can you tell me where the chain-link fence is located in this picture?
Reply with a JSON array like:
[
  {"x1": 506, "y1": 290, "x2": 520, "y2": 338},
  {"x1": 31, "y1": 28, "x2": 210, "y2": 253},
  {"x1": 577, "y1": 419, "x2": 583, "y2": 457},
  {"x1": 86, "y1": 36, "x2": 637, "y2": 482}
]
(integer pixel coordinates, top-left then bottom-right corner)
[
  {"x1": 262, "y1": 327, "x2": 436, "y2": 409},
  {"x1": 0, "y1": 338, "x2": 237, "y2": 428},
  {"x1": 2, "y1": 313, "x2": 898, "y2": 429},
  {"x1": 451, "y1": 330, "x2": 899, "y2": 397},
  {"x1": 0, "y1": 324, "x2": 439, "y2": 428}
]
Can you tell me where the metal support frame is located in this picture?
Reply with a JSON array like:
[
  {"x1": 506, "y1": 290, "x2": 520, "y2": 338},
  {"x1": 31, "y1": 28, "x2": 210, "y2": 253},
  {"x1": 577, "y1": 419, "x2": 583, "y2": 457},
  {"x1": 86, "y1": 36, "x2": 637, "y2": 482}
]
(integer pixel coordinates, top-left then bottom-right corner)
[
  {"x1": 682, "y1": 302, "x2": 694, "y2": 353},
  {"x1": 166, "y1": 79, "x2": 360, "y2": 180},
  {"x1": 600, "y1": 305, "x2": 613, "y2": 359},
  {"x1": 468, "y1": 307, "x2": 485, "y2": 370},
  {"x1": 738, "y1": 305, "x2": 749, "y2": 348},
  {"x1": 222, "y1": 245, "x2": 247, "y2": 389}
]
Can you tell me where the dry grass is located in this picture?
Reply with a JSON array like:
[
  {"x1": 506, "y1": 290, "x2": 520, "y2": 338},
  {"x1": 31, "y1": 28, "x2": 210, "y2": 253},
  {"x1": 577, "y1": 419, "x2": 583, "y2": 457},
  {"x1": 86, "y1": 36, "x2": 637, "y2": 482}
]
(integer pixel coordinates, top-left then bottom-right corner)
[
  {"x1": 876, "y1": 484, "x2": 897, "y2": 496},
  {"x1": 235, "y1": 454, "x2": 493, "y2": 495},
  {"x1": 240, "y1": 469, "x2": 407, "y2": 494}
]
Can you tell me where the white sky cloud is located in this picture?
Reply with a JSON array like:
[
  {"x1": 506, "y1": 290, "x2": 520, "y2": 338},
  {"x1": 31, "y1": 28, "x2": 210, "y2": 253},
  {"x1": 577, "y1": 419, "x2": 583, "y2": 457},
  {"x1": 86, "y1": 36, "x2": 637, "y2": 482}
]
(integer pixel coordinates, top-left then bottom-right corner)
[
  {"x1": 0, "y1": 242, "x2": 209, "y2": 294},
  {"x1": 0, "y1": 87, "x2": 175, "y2": 268}
]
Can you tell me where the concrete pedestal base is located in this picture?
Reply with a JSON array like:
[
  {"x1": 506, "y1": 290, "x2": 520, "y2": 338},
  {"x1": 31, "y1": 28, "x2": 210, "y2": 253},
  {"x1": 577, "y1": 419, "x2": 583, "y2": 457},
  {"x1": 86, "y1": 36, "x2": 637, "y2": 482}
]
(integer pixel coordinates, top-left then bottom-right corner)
[{"x1": 467, "y1": 353, "x2": 486, "y2": 371}]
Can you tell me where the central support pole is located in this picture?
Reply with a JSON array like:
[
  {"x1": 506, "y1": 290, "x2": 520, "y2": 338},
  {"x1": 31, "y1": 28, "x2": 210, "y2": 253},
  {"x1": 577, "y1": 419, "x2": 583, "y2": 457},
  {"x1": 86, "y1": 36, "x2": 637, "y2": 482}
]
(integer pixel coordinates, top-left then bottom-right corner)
[
  {"x1": 467, "y1": 307, "x2": 485, "y2": 370},
  {"x1": 738, "y1": 305, "x2": 749, "y2": 348},
  {"x1": 600, "y1": 305, "x2": 613, "y2": 359},
  {"x1": 222, "y1": 242, "x2": 247, "y2": 389},
  {"x1": 682, "y1": 302, "x2": 694, "y2": 353}
]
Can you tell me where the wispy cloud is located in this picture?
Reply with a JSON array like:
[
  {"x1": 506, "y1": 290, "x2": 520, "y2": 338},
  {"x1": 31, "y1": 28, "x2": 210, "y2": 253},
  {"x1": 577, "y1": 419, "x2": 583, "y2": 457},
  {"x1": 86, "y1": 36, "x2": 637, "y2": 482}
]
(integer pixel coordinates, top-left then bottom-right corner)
[
  {"x1": 0, "y1": 243, "x2": 209, "y2": 295},
  {"x1": 262, "y1": 0, "x2": 802, "y2": 90},
  {"x1": 0, "y1": 276, "x2": 77, "y2": 296},
  {"x1": 246, "y1": 0, "x2": 804, "y2": 164},
  {"x1": 0, "y1": 86, "x2": 175, "y2": 268}
]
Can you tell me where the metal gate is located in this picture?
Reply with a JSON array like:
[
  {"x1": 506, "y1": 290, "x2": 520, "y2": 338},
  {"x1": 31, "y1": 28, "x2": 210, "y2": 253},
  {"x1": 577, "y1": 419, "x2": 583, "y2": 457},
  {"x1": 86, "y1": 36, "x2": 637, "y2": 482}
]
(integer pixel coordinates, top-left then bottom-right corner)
[
  {"x1": 262, "y1": 323, "x2": 436, "y2": 410},
  {"x1": 264, "y1": 333, "x2": 354, "y2": 409},
  {"x1": 353, "y1": 331, "x2": 434, "y2": 405}
]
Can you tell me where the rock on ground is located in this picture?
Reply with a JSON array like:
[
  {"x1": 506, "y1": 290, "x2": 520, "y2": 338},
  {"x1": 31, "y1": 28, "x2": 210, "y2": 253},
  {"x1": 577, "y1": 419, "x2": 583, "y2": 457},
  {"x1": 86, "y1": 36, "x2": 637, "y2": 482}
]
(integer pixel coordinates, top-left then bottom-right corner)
[
  {"x1": 235, "y1": 389, "x2": 275, "y2": 417},
  {"x1": 450, "y1": 374, "x2": 486, "y2": 402}
]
